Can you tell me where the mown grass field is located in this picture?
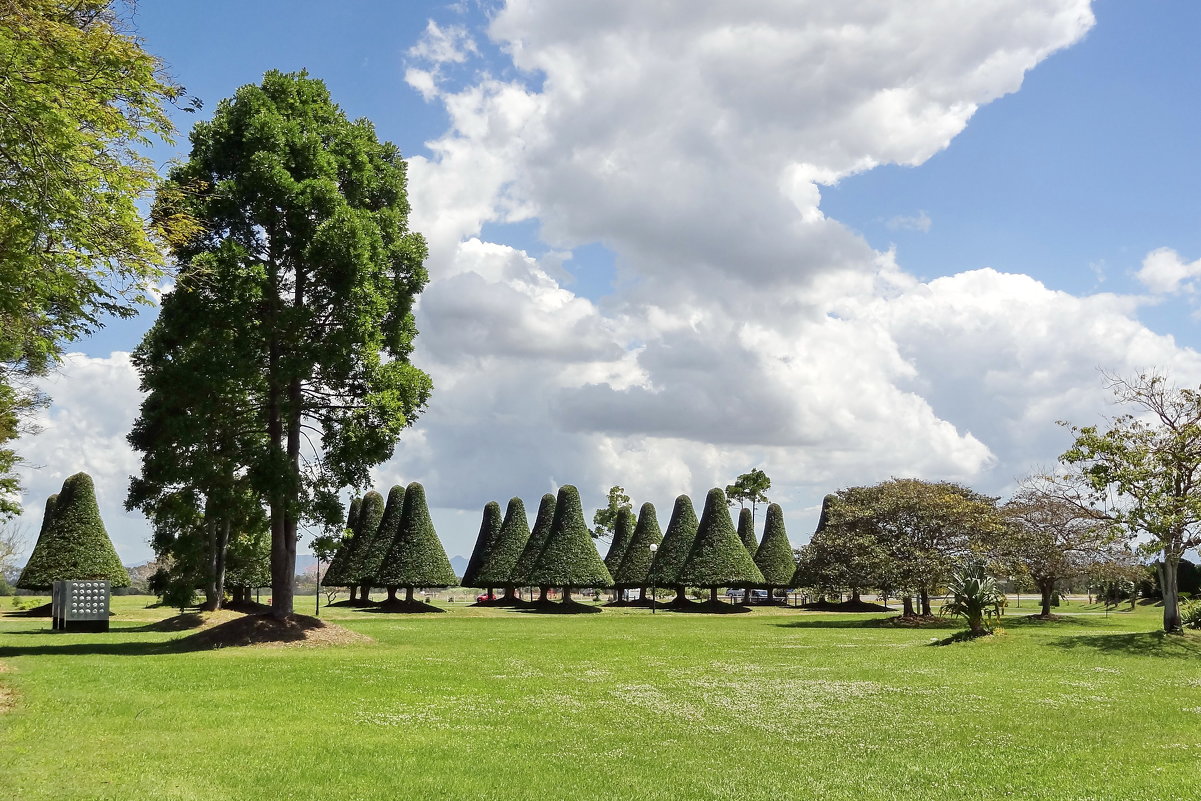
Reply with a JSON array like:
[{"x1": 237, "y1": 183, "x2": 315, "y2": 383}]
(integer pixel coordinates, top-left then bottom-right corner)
[{"x1": 1, "y1": 597, "x2": 1200, "y2": 800}]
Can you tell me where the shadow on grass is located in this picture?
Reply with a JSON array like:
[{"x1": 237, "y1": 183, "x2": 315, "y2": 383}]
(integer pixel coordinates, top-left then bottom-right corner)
[
  {"x1": 669, "y1": 600, "x2": 751, "y2": 615},
  {"x1": 513, "y1": 599, "x2": 603, "y2": 614},
  {"x1": 364, "y1": 601, "x2": 446, "y2": 614},
  {"x1": 0, "y1": 639, "x2": 175, "y2": 658},
  {"x1": 1046, "y1": 630, "x2": 1201, "y2": 658},
  {"x1": 1002, "y1": 614, "x2": 1095, "y2": 628}
]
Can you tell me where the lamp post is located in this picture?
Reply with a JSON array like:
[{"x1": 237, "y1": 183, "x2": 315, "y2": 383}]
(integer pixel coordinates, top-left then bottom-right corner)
[{"x1": 648, "y1": 543, "x2": 659, "y2": 615}]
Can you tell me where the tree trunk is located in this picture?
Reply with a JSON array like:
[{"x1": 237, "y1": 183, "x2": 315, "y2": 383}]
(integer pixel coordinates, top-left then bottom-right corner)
[
  {"x1": 406, "y1": 586, "x2": 414, "y2": 603},
  {"x1": 675, "y1": 585, "x2": 686, "y2": 604},
  {"x1": 359, "y1": 583, "x2": 371, "y2": 603},
  {"x1": 214, "y1": 518, "x2": 229, "y2": 610},
  {"x1": 561, "y1": 587, "x2": 571, "y2": 603},
  {"x1": 902, "y1": 595, "x2": 915, "y2": 616},
  {"x1": 203, "y1": 514, "x2": 219, "y2": 612},
  {"x1": 1162, "y1": 556, "x2": 1183, "y2": 633},
  {"x1": 387, "y1": 586, "x2": 397, "y2": 603},
  {"x1": 538, "y1": 585, "x2": 549, "y2": 603},
  {"x1": 919, "y1": 589, "x2": 931, "y2": 617},
  {"x1": 709, "y1": 587, "x2": 717, "y2": 603},
  {"x1": 1039, "y1": 580, "x2": 1054, "y2": 617},
  {"x1": 851, "y1": 589, "x2": 862, "y2": 603},
  {"x1": 502, "y1": 586, "x2": 517, "y2": 603},
  {"x1": 348, "y1": 585, "x2": 358, "y2": 602}
]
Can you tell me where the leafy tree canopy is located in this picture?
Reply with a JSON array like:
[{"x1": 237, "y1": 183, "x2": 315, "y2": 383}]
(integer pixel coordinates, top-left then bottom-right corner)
[
  {"x1": 725, "y1": 469, "x2": 771, "y2": 515},
  {"x1": 593, "y1": 485, "x2": 633, "y2": 541}
]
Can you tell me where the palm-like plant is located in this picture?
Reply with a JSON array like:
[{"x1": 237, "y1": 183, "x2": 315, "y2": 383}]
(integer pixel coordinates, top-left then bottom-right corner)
[{"x1": 944, "y1": 560, "x2": 1003, "y2": 636}]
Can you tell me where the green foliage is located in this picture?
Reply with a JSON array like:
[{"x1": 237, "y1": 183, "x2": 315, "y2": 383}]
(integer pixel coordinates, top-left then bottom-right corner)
[
  {"x1": 527, "y1": 485, "x2": 613, "y2": 589},
  {"x1": 0, "y1": 1, "x2": 185, "y2": 508},
  {"x1": 725, "y1": 469, "x2": 771, "y2": 515},
  {"x1": 679, "y1": 488, "x2": 763, "y2": 589},
  {"x1": 223, "y1": 528, "x2": 270, "y2": 591},
  {"x1": 475, "y1": 497, "x2": 531, "y2": 589},
  {"x1": 18, "y1": 473, "x2": 129, "y2": 589},
  {"x1": 1060, "y1": 373, "x2": 1201, "y2": 632},
  {"x1": 324, "y1": 489, "x2": 384, "y2": 588},
  {"x1": 1181, "y1": 599, "x2": 1201, "y2": 629},
  {"x1": 613, "y1": 502, "x2": 662, "y2": 588},
  {"x1": 593, "y1": 485, "x2": 632, "y2": 541},
  {"x1": 736, "y1": 507, "x2": 757, "y2": 553},
  {"x1": 650, "y1": 495, "x2": 698, "y2": 587},
  {"x1": 377, "y1": 482, "x2": 456, "y2": 589},
  {"x1": 361, "y1": 485, "x2": 406, "y2": 585},
  {"x1": 512, "y1": 493, "x2": 556, "y2": 586},
  {"x1": 339, "y1": 491, "x2": 386, "y2": 587},
  {"x1": 791, "y1": 494, "x2": 891, "y2": 595},
  {"x1": 603, "y1": 508, "x2": 635, "y2": 575},
  {"x1": 321, "y1": 496, "x2": 360, "y2": 587},
  {"x1": 462, "y1": 501, "x2": 502, "y2": 588},
  {"x1": 152, "y1": 69, "x2": 433, "y2": 616},
  {"x1": 754, "y1": 503, "x2": 795, "y2": 588},
  {"x1": 943, "y1": 560, "x2": 1004, "y2": 635}
]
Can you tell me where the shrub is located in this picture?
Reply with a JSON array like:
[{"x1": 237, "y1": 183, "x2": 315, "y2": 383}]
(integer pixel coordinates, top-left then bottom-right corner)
[
  {"x1": 755, "y1": 503, "x2": 796, "y2": 591},
  {"x1": 462, "y1": 501, "x2": 502, "y2": 589},
  {"x1": 377, "y1": 482, "x2": 456, "y2": 595},
  {"x1": 737, "y1": 507, "x2": 757, "y2": 553},
  {"x1": 17, "y1": 473, "x2": 129, "y2": 590},
  {"x1": 678, "y1": 488, "x2": 763, "y2": 595},
  {"x1": 512, "y1": 494, "x2": 556, "y2": 587},
  {"x1": 525, "y1": 485, "x2": 612, "y2": 590},
  {"x1": 649, "y1": 495, "x2": 698, "y2": 588},
  {"x1": 474, "y1": 497, "x2": 530, "y2": 591},
  {"x1": 614, "y1": 502, "x2": 662, "y2": 589},
  {"x1": 603, "y1": 507, "x2": 635, "y2": 576}
]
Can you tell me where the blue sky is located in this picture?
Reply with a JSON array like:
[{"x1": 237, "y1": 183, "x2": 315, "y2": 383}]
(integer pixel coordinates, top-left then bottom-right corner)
[{"x1": 16, "y1": 1, "x2": 1201, "y2": 564}]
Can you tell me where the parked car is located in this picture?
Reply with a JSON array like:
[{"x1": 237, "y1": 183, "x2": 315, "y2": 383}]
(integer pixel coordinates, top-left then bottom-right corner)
[
  {"x1": 725, "y1": 589, "x2": 769, "y2": 602},
  {"x1": 476, "y1": 593, "x2": 495, "y2": 602}
]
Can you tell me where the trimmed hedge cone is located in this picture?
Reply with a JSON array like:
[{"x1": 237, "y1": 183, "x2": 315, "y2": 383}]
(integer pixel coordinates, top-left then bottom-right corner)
[
  {"x1": 525, "y1": 485, "x2": 612, "y2": 608},
  {"x1": 679, "y1": 487, "x2": 763, "y2": 608},
  {"x1": 474, "y1": 497, "x2": 530, "y2": 604},
  {"x1": 649, "y1": 494, "x2": 699, "y2": 607},
  {"x1": 755, "y1": 503, "x2": 797, "y2": 603},
  {"x1": 613, "y1": 502, "x2": 663, "y2": 603},
  {"x1": 322, "y1": 496, "x2": 361, "y2": 599},
  {"x1": 512, "y1": 493, "x2": 556, "y2": 602},
  {"x1": 462, "y1": 501, "x2": 502, "y2": 600},
  {"x1": 327, "y1": 491, "x2": 384, "y2": 603},
  {"x1": 602, "y1": 507, "x2": 635, "y2": 600},
  {"x1": 372, "y1": 486, "x2": 407, "y2": 602},
  {"x1": 18, "y1": 473, "x2": 129, "y2": 590},
  {"x1": 376, "y1": 482, "x2": 456, "y2": 611},
  {"x1": 737, "y1": 507, "x2": 757, "y2": 553}
]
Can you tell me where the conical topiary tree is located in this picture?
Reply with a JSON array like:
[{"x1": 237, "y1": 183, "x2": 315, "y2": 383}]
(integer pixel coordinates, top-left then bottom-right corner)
[
  {"x1": 462, "y1": 501, "x2": 502, "y2": 600},
  {"x1": 322, "y1": 496, "x2": 361, "y2": 601},
  {"x1": 347, "y1": 490, "x2": 387, "y2": 602},
  {"x1": 372, "y1": 486, "x2": 407, "y2": 603},
  {"x1": 377, "y1": 482, "x2": 456, "y2": 610},
  {"x1": 475, "y1": 497, "x2": 531, "y2": 604},
  {"x1": 679, "y1": 487, "x2": 764, "y2": 606},
  {"x1": 613, "y1": 502, "x2": 662, "y2": 603},
  {"x1": 327, "y1": 491, "x2": 384, "y2": 604},
  {"x1": 603, "y1": 507, "x2": 635, "y2": 580},
  {"x1": 513, "y1": 493, "x2": 556, "y2": 602},
  {"x1": 737, "y1": 507, "x2": 757, "y2": 553},
  {"x1": 526, "y1": 485, "x2": 612, "y2": 604},
  {"x1": 755, "y1": 503, "x2": 796, "y2": 604},
  {"x1": 649, "y1": 494, "x2": 698, "y2": 607},
  {"x1": 18, "y1": 473, "x2": 130, "y2": 590}
]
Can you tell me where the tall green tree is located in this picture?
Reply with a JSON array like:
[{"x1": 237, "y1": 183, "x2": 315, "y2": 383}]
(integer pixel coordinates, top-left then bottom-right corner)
[
  {"x1": 649, "y1": 494, "x2": 699, "y2": 606},
  {"x1": 150, "y1": 70, "x2": 432, "y2": 618},
  {"x1": 527, "y1": 485, "x2": 612, "y2": 602},
  {"x1": 340, "y1": 490, "x2": 386, "y2": 603},
  {"x1": 755, "y1": 503, "x2": 795, "y2": 601},
  {"x1": 474, "y1": 497, "x2": 531, "y2": 604},
  {"x1": 679, "y1": 488, "x2": 763, "y2": 605},
  {"x1": 18, "y1": 472, "x2": 129, "y2": 589},
  {"x1": 791, "y1": 494, "x2": 891, "y2": 603},
  {"x1": 592, "y1": 485, "x2": 633, "y2": 542},
  {"x1": 613, "y1": 502, "x2": 663, "y2": 601},
  {"x1": 826, "y1": 479, "x2": 1002, "y2": 616},
  {"x1": 512, "y1": 493, "x2": 556, "y2": 602},
  {"x1": 993, "y1": 477, "x2": 1120, "y2": 618},
  {"x1": 462, "y1": 501, "x2": 502, "y2": 596},
  {"x1": 0, "y1": 0, "x2": 186, "y2": 512},
  {"x1": 725, "y1": 469, "x2": 771, "y2": 519},
  {"x1": 377, "y1": 482, "x2": 456, "y2": 608},
  {"x1": 1060, "y1": 372, "x2": 1201, "y2": 632}
]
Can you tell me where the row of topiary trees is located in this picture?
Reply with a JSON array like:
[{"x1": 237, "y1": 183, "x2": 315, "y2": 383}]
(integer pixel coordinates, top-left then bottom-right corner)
[
  {"x1": 457, "y1": 485, "x2": 799, "y2": 610},
  {"x1": 321, "y1": 482, "x2": 457, "y2": 611}
]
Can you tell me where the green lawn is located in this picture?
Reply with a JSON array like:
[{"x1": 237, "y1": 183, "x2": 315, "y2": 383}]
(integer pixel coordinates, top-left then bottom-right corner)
[{"x1": 1, "y1": 598, "x2": 1199, "y2": 800}]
